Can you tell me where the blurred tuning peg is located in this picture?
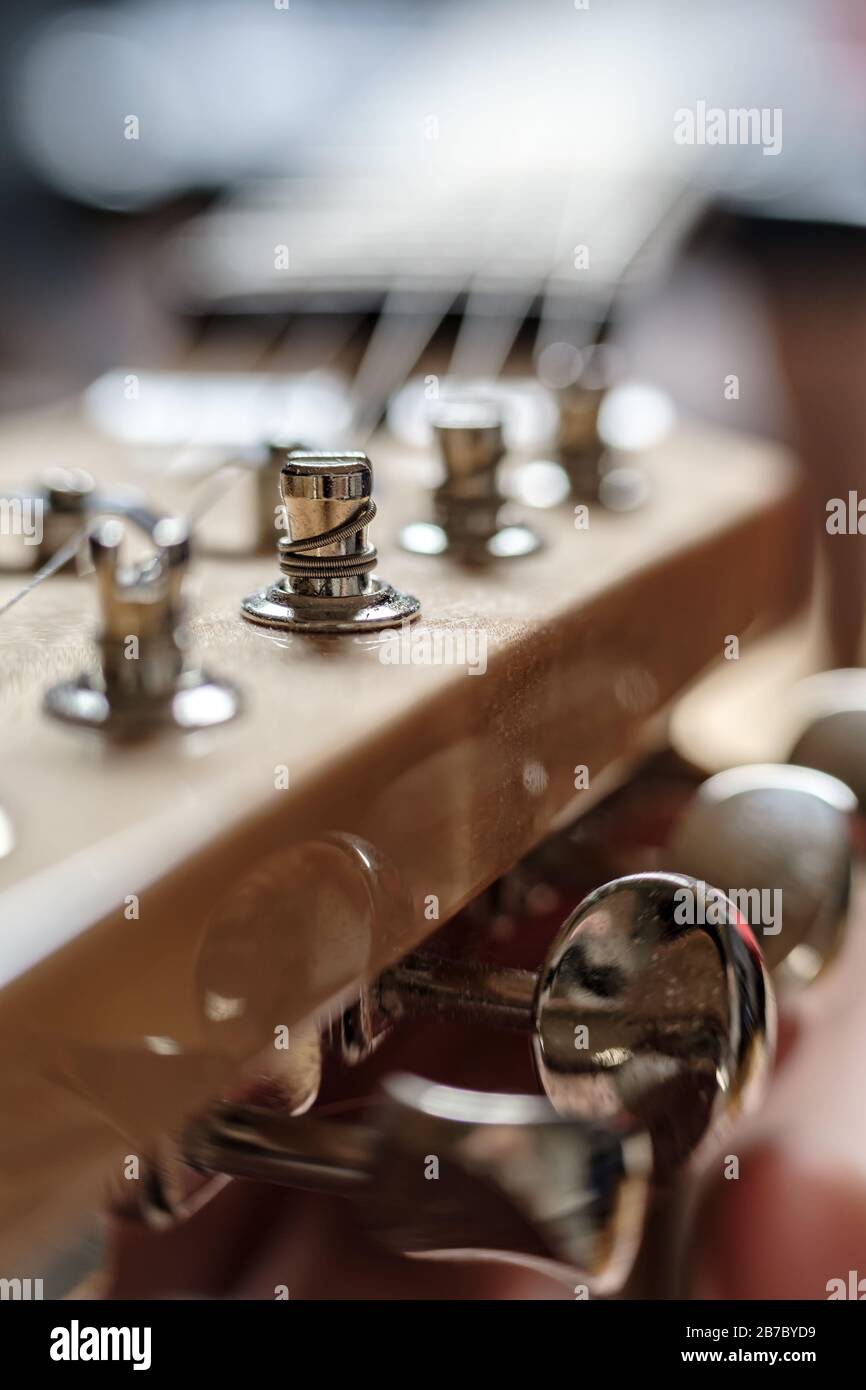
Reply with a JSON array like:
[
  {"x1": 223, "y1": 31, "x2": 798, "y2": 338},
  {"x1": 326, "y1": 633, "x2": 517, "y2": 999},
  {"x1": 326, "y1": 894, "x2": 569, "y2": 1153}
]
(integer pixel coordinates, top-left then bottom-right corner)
[
  {"x1": 669, "y1": 764, "x2": 856, "y2": 989},
  {"x1": 184, "y1": 1073, "x2": 651, "y2": 1294},
  {"x1": 399, "y1": 400, "x2": 541, "y2": 561},
  {"x1": 556, "y1": 348, "x2": 611, "y2": 497},
  {"x1": 339, "y1": 872, "x2": 773, "y2": 1178},
  {"x1": 555, "y1": 349, "x2": 648, "y2": 512},
  {"x1": 36, "y1": 468, "x2": 96, "y2": 570},
  {"x1": 2, "y1": 468, "x2": 163, "y2": 572},
  {"x1": 788, "y1": 669, "x2": 866, "y2": 810},
  {"x1": 44, "y1": 517, "x2": 240, "y2": 737},
  {"x1": 253, "y1": 438, "x2": 305, "y2": 553}
]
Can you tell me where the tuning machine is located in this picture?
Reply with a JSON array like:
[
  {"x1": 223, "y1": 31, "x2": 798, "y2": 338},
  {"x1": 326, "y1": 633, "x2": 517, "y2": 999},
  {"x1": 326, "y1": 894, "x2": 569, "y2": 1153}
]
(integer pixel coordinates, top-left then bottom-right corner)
[
  {"x1": 242, "y1": 450, "x2": 420, "y2": 633},
  {"x1": 154, "y1": 871, "x2": 771, "y2": 1291},
  {"x1": 1, "y1": 467, "x2": 164, "y2": 571},
  {"x1": 399, "y1": 401, "x2": 542, "y2": 561},
  {"x1": 669, "y1": 763, "x2": 856, "y2": 989},
  {"x1": 183, "y1": 1073, "x2": 651, "y2": 1294},
  {"x1": 205, "y1": 437, "x2": 305, "y2": 555},
  {"x1": 251, "y1": 439, "x2": 304, "y2": 553},
  {"x1": 44, "y1": 517, "x2": 241, "y2": 737},
  {"x1": 788, "y1": 669, "x2": 866, "y2": 810},
  {"x1": 339, "y1": 872, "x2": 774, "y2": 1179},
  {"x1": 554, "y1": 348, "x2": 648, "y2": 511}
]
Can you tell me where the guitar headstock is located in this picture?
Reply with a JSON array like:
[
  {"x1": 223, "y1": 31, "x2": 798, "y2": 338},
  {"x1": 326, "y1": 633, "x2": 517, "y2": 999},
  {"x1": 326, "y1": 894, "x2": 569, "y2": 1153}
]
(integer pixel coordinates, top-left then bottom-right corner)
[{"x1": 0, "y1": 363, "x2": 808, "y2": 1279}]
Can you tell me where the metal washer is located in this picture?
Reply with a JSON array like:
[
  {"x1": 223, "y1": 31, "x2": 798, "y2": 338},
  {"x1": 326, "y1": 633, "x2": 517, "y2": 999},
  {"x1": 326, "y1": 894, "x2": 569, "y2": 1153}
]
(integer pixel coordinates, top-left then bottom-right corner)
[
  {"x1": 399, "y1": 520, "x2": 541, "y2": 562},
  {"x1": 241, "y1": 577, "x2": 421, "y2": 634},
  {"x1": 44, "y1": 670, "x2": 241, "y2": 737}
]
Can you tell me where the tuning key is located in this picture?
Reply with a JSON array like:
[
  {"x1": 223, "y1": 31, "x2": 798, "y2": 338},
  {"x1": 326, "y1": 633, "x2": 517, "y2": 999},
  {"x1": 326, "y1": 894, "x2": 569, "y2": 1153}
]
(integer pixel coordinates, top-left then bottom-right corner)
[
  {"x1": 399, "y1": 401, "x2": 541, "y2": 561},
  {"x1": 241, "y1": 450, "x2": 420, "y2": 633},
  {"x1": 339, "y1": 872, "x2": 774, "y2": 1178},
  {"x1": 2, "y1": 468, "x2": 164, "y2": 572},
  {"x1": 555, "y1": 349, "x2": 647, "y2": 511},
  {"x1": 669, "y1": 763, "x2": 855, "y2": 988},
  {"x1": 184, "y1": 1073, "x2": 651, "y2": 1293},
  {"x1": 788, "y1": 669, "x2": 866, "y2": 810},
  {"x1": 251, "y1": 439, "x2": 305, "y2": 553},
  {"x1": 44, "y1": 517, "x2": 240, "y2": 737}
]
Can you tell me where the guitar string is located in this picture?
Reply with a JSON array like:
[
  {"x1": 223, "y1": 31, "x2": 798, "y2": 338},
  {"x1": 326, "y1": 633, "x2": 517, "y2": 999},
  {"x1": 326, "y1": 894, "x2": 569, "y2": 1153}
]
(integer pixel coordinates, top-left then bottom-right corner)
[
  {"x1": 0, "y1": 457, "x2": 257, "y2": 622},
  {"x1": 533, "y1": 174, "x2": 705, "y2": 361},
  {"x1": 1, "y1": 179, "x2": 562, "y2": 629},
  {"x1": 344, "y1": 171, "x2": 525, "y2": 445},
  {"x1": 0, "y1": 314, "x2": 300, "y2": 623},
  {"x1": 0, "y1": 177, "x2": 682, "y2": 624},
  {"x1": 0, "y1": 525, "x2": 96, "y2": 619}
]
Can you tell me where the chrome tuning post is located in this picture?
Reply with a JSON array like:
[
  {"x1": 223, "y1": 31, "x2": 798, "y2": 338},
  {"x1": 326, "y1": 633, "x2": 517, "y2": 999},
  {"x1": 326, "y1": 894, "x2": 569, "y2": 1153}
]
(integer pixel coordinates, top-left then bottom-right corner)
[
  {"x1": 339, "y1": 872, "x2": 774, "y2": 1178},
  {"x1": 669, "y1": 763, "x2": 855, "y2": 989},
  {"x1": 183, "y1": 1072, "x2": 651, "y2": 1294},
  {"x1": 555, "y1": 347, "x2": 647, "y2": 512},
  {"x1": 556, "y1": 351, "x2": 611, "y2": 498},
  {"x1": 2, "y1": 467, "x2": 164, "y2": 572},
  {"x1": 34, "y1": 468, "x2": 96, "y2": 571},
  {"x1": 44, "y1": 517, "x2": 241, "y2": 737},
  {"x1": 241, "y1": 450, "x2": 420, "y2": 633},
  {"x1": 399, "y1": 401, "x2": 541, "y2": 561},
  {"x1": 250, "y1": 439, "x2": 306, "y2": 554}
]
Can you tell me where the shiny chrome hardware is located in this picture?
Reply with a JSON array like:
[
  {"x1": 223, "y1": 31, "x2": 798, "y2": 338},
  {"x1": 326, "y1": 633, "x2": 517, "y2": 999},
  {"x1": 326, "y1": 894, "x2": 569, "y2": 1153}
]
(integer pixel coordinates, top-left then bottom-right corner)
[
  {"x1": 44, "y1": 517, "x2": 241, "y2": 737},
  {"x1": 253, "y1": 439, "x2": 304, "y2": 553},
  {"x1": 669, "y1": 763, "x2": 855, "y2": 988},
  {"x1": 241, "y1": 450, "x2": 420, "y2": 632},
  {"x1": 555, "y1": 348, "x2": 646, "y2": 510},
  {"x1": 183, "y1": 1072, "x2": 651, "y2": 1293},
  {"x1": 789, "y1": 669, "x2": 866, "y2": 810},
  {"x1": 2, "y1": 467, "x2": 163, "y2": 571},
  {"x1": 341, "y1": 872, "x2": 774, "y2": 1177},
  {"x1": 556, "y1": 346, "x2": 613, "y2": 497},
  {"x1": 399, "y1": 401, "x2": 541, "y2": 561}
]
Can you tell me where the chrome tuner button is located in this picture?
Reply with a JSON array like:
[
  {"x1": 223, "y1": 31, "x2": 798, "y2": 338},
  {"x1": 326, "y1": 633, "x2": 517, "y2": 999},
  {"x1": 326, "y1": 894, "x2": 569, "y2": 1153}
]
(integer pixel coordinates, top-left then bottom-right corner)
[
  {"x1": 788, "y1": 669, "x2": 866, "y2": 810},
  {"x1": 241, "y1": 450, "x2": 421, "y2": 633},
  {"x1": 399, "y1": 400, "x2": 541, "y2": 561},
  {"x1": 183, "y1": 1074, "x2": 651, "y2": 1293},
  {"x1": 44, "y1": 517, "x2": 241, "y2": 738},
  {"x1": 345, "y1": 872, "x2": 774, "y2": 1178},
  {"x1": 669, "y1": 763, "x2": 855, "y2": 988}
]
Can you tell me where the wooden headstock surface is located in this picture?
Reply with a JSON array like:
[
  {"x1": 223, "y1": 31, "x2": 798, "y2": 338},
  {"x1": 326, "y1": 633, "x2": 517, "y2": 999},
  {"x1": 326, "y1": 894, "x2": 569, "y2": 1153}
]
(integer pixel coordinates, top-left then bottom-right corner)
[{"x1": 0, "y1": 388, "x2": 807, "y2": 1267}]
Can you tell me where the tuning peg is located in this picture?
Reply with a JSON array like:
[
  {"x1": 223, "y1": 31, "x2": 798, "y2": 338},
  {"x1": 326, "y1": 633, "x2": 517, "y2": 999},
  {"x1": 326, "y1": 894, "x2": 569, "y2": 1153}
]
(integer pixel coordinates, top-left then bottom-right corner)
[
  {"x1": 555, "y1": 344, "x2": 617, "y2": 497},
  {"x1": 248, "y1": 438, "x2": 306, "y2": 553},
  {"x1": 669, "y1": 764, "x2": 855, "y2": 988},
  {"x1": 555, "y1": 348, "x2": 647, "y2": 511},
  {"x1": 37, "y1": 468, "x2": 96, "y2": 569},
  {"x1": 183, "y1": 1072, "x2": 651, "y2": 1293},
  {"x1": 2, "y1": 468, "x2": 164, "y2": 572},
  {"x1": 44, "y1": 517, "x2": 240, "y2": 737},
  {"x1": 557, "y1": 371, "x2": 608, "y2": 497},
  {"x1": 339, "y1": 872, "x2": 773, "y2": 1177},
  {"x1": 788, "y1": 669, "x2": 866, "y2": 810},
  {"x1": 399, "y1": 400, "x2": 541, "y2": 561},
  {"x1": 241, "y1": 450, "x2": 420, "y2": 633}
]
